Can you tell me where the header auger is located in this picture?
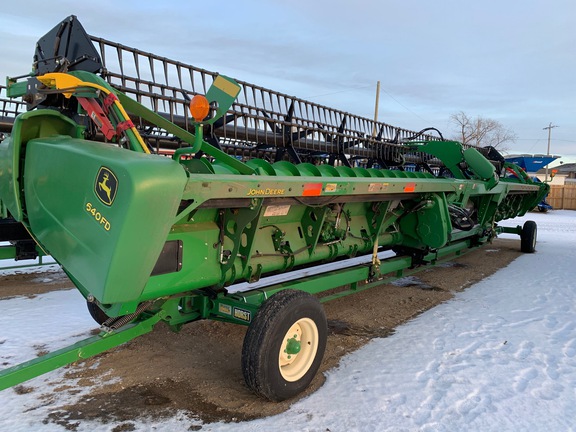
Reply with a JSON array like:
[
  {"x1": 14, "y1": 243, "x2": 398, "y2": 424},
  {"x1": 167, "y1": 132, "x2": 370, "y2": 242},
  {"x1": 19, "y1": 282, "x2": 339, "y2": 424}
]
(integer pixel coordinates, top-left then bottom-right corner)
[{"x1": 0, "y1": 16, "x2": 548, "y2": 401}]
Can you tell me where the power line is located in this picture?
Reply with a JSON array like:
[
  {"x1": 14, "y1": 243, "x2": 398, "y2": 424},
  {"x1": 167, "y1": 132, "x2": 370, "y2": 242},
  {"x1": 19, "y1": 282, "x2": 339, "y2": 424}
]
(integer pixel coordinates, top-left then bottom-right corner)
[
  {"x1": 378, "y1": 87, "x2": 430, "y2": 124},
  {"x1": 306, "y1": 83, "x2": 430, "y2": 125},
  {"x1": 516, "y1": 138, "x2": 575, "y2": 143}
]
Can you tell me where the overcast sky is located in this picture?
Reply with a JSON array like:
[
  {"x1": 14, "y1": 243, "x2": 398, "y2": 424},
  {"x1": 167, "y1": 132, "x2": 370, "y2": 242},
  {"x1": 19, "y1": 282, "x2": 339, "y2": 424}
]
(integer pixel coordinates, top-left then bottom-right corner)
[{"x1": 1, "y1": 1, "x2": 574, "y2": 163}]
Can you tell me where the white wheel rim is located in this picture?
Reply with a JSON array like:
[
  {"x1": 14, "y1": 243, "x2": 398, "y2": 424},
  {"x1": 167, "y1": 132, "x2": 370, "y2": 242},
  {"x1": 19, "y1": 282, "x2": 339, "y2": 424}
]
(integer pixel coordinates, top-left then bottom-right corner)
[{"x1": 278, "y1": 318, "x2": 319, "y2": 382}]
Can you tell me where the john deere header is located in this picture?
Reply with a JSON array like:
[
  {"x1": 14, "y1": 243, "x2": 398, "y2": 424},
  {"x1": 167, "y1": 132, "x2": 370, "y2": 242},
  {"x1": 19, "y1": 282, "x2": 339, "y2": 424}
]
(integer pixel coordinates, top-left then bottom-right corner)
[{"x1": 0, "y1": 15, "x2": 548, "y2": 401}]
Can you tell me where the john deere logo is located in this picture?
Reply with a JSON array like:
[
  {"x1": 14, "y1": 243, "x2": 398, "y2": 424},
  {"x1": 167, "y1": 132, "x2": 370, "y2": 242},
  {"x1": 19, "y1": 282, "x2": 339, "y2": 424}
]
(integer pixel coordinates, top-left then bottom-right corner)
[{"x1": 95, "y1": 167, "x2": 118, "y2": 206}]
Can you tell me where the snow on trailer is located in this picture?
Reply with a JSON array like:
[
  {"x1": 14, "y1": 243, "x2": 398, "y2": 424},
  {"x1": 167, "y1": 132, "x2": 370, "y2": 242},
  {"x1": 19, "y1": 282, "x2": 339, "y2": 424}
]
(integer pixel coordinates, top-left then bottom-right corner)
[{"x1": 0, "y1": 16, "x2": 549, "y2": 401}]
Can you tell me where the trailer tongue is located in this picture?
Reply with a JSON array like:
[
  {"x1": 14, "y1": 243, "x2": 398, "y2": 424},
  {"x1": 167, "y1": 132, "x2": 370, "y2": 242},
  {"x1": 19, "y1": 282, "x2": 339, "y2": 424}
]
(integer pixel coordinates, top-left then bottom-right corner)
[{"x1": 0, "y1": 16, "x2": 547, "y2": 401}]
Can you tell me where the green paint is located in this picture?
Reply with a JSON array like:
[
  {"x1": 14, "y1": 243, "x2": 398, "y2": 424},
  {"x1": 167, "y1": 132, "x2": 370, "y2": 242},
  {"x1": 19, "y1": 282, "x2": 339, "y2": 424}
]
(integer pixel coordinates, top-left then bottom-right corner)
[
  {"x1": 0, "y1": 312, "x2": 162, "y2": 391},
  {"x1": 285, "y1": 337, "x2": 301, "y2": 355},
  {"x1": 0, "y1": 68, "x2": 550, "y2": 391}
]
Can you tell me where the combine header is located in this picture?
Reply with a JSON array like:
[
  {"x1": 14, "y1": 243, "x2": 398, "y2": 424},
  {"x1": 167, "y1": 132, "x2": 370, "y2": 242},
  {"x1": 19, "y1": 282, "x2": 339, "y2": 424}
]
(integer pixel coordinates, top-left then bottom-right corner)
[{"x1": 0, "y1": 16, "x2": 548, "y2": 401}]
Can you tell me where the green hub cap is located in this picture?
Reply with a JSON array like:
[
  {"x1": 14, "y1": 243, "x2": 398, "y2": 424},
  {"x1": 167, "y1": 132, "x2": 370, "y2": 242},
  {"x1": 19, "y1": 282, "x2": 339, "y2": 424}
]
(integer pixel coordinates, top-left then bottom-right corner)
[{"x1": 285, "y1": 336, "x2": 301, "y2": 355}]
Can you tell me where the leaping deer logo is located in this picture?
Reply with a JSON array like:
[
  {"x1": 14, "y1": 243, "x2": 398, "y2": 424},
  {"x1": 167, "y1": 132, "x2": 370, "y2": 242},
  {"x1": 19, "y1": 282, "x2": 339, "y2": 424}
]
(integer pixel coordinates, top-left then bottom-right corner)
[
  {"x1": 98, "y1": 173, "x2": 112, "y2": 203},
  {"x1": 95, "y1": 167, "x2": 118, "y2": 206}
]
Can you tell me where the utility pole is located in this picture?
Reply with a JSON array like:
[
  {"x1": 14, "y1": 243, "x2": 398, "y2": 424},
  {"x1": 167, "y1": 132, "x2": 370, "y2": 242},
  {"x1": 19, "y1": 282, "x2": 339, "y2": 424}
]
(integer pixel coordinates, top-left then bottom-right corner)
[
  {"x1": 543, "y1": 122, "x2": 558, "y2": 182},
  {"x1": 372, "y1": 81, "x2": 380, "y2": 137}
]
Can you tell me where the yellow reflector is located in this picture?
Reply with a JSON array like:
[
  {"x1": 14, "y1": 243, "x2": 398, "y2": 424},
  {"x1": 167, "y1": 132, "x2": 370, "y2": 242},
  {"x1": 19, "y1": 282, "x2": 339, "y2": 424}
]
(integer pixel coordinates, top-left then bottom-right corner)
[{"x1": 213, "y1": 75, "x2": 241, "y2": 98}]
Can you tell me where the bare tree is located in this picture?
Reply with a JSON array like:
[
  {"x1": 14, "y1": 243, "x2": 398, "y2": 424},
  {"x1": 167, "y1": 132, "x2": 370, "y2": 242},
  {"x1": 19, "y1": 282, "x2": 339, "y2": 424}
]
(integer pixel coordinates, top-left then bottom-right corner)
[
  {"x1": 451, "y1": 111, "x2": 474, "y2": 144},
  {"x1": 450, "y1": 111, "x2": 516, "y2": 151}
]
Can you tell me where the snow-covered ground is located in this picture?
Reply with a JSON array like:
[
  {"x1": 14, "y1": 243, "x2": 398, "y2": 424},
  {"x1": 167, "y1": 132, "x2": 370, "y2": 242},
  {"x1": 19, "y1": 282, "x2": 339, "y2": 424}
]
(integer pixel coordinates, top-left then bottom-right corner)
[{"x1": 1, "y1": 210, "x2": 575, "y2": 431}]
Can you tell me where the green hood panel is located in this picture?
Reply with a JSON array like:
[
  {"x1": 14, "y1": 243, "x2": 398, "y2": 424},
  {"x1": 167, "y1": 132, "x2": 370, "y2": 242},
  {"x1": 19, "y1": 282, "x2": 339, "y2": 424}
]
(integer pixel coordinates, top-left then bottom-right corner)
[
  {"x1": 0, "y1": 134, "x2": 22, "y2": 221},
  {"x1": 23, "y1": 136, "x2": 187, "y2": 304},
  {"x1": 0, "y1": 110, "x2": 79, "y2": 221}
]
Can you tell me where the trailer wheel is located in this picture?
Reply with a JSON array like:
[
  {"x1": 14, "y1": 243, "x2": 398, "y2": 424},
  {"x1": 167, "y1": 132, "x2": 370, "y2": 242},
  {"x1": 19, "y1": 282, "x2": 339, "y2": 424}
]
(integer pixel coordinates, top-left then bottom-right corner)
[
  {"x1": 242, "y1": 289, "x2": 327, "y2": 401},
  {"x1": 86, "y1": 301, "x2": 110, "y2": 325},
  {"x1": 520, "y1": 220, "x2": 537, "y2": 253}
]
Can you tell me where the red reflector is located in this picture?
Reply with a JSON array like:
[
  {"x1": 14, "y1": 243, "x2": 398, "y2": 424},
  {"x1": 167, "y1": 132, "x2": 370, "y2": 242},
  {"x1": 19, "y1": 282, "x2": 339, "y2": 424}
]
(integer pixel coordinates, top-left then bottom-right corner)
[
  {"x1": 404, "y1": 182, "x2": 416, "y2": 193},
  {"x1": 303, "y1": 183, "x2": 323, "y2": 196}
]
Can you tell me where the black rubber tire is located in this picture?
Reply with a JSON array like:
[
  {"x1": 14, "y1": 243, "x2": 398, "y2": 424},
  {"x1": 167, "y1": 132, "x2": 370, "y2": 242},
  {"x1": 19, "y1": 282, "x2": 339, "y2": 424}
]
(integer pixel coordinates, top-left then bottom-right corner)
[
  {"x1": 538, "y1": 206, "x2": 548, "y2": 213},
  {"x1": 86, "y1": 301, "x2": 110, "y2": 325},
  {"x1": 242, "y1": 289, "x2": 327, "y2": 401},
  {"x1": 520, "y1": 220, "x2": 537, "y2": 253}
]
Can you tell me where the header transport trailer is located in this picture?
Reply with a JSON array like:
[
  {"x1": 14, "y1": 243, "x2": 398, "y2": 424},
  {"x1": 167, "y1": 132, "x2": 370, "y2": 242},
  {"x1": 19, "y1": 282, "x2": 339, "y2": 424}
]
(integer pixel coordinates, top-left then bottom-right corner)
[{"x1": 0, "y1": 16, "x2": 547, "y2": 401}]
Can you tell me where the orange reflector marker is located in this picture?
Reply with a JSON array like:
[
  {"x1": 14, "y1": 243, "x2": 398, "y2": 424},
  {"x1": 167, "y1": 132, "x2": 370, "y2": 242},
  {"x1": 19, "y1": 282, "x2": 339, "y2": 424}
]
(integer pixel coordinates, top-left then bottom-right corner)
[
  {"x1": 303, "y1": 183, "x2": 323, "y2": 196},
  {"x1": 404, "y1": 182, "x2": 416, "y2": 193},
  {"x1": 189, "y1": 95, "x2": 210, "y2": 122}
]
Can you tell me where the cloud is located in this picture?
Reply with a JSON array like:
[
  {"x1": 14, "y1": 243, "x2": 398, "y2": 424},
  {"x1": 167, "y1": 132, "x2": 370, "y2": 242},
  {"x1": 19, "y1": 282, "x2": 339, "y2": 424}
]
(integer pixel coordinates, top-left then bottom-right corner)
[{"x1": 0, "y1": 0, "x2": 574, "y2": 157}]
